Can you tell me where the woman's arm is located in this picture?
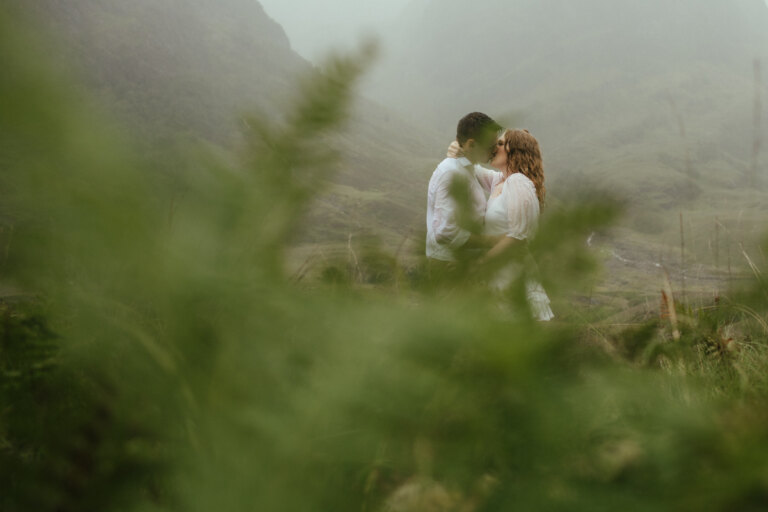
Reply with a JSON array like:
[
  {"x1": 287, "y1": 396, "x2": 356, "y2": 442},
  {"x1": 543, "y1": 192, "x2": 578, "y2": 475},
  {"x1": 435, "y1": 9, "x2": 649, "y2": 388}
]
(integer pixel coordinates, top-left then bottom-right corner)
[
  {"x1": 447, "y1": 140, "x2": 463, "y2": 158},
  {"x1": 480, "y1": 176, "x2": 538, "y2": 264},
  {"x1": 479, "y1": 236, "x2": 523, "y2": 264},
  {"x1": 466, "y1": 233, "x2": 505, "y2": 250}
]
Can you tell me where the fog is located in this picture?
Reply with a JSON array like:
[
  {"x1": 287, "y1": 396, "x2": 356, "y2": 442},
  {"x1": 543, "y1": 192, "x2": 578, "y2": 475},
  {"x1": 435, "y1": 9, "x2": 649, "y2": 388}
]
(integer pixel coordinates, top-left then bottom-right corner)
[
  {"x1": 260, "y1": 0, "x2": 768, "y2": 65},
  {"x1": 10, "y1": 2, "x2": 768, "y2": 511},
  {"x1": 258, "y1": 0, "x2": 412, "y2": 62},
  {"x1": 257, "y1": 0, "x2": 768, "y2": 261},
  {"x1": 13, "y1": 0, "x2": 768, "y2": 258}
]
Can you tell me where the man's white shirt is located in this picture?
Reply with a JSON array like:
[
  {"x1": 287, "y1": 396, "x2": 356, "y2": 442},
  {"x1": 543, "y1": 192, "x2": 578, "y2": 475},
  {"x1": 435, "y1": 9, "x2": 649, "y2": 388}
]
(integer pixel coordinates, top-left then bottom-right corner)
[{"x1": 426, "y1": 157, "x2": 502, "y2": 262}]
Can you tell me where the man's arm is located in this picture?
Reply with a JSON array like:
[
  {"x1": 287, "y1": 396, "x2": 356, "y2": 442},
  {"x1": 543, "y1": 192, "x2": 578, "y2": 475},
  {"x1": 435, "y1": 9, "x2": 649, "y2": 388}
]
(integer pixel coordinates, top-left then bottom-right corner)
[{"x1": 432, "y1": 171, "x2": 472, "y2": 249}]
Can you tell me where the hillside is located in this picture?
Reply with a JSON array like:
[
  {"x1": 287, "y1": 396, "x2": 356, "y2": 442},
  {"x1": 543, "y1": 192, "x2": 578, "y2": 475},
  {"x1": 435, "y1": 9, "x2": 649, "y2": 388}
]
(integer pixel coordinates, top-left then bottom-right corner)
[
  {"x1": 9, "y1": 3, "x2": 768, "y2": 508},
  {"x1": 16, "y1": 0, "x2": 306, "y2": 143},
  {"x1": 365, "y1": 0, "x2": 768, "y2": 293},
  {"x1": 11, "y1": 0, "x2": 443, "y2": 253},
  {"x1": 368, "y1": 0, "x2": 768, "y2": 208}
]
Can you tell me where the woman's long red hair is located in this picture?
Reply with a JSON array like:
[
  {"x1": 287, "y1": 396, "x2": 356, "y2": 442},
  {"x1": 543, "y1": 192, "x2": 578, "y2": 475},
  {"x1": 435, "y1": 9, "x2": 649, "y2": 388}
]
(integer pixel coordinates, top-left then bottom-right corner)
[{"x1": 502, "y1": 129, "x2": 546, "y2": 205}]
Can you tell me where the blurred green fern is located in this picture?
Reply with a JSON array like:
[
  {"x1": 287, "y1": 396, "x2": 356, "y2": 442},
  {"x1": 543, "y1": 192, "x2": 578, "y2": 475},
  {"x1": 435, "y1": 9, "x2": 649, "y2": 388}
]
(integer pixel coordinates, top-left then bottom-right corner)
[{"x1": 4, "y1": 6, "x2": 768, "y2": 512}]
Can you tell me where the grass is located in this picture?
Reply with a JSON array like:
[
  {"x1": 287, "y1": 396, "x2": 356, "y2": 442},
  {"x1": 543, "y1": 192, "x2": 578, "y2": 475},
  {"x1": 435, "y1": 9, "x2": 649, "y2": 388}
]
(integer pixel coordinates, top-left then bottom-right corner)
[{"x1": 6, "y1": 3, "x2": 768, "y2": 511}]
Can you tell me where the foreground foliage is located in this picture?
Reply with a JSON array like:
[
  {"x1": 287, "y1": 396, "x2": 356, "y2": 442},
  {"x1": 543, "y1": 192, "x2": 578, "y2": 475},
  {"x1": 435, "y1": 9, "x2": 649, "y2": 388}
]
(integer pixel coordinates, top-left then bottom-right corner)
[{"x1": 3, "y1": 9, "x2": 768, "y2": 512}]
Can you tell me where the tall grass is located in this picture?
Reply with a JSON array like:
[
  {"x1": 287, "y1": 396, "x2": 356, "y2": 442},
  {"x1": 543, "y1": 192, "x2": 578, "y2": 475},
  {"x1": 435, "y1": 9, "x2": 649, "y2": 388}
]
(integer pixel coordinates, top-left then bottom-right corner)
[{"x1": 4, "y1": 7, "x2": 768, "y2": 512}]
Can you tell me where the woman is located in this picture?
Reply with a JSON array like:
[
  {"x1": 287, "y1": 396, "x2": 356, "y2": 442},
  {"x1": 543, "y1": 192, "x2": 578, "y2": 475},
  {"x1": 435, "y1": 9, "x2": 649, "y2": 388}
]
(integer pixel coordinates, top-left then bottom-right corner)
[
  {"x1": 484, "y1": 129, "x2": 553, "y2": 321},
  {"x1": 448, "y1": 129, "x2": 553, "y2": 321}
]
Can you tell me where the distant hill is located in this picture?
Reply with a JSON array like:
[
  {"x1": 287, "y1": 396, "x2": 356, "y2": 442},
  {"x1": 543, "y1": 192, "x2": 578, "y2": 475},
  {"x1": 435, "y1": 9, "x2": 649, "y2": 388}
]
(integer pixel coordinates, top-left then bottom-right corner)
[
  {"x1": 17, "y1": 0, "x2": 307, "y2": 143},
  {"x1": 12, "y1": 0, "x2": 444, "y2": 251},
  {"x1": 367, "y1": 0, "x2": 768, "y2": 219}
]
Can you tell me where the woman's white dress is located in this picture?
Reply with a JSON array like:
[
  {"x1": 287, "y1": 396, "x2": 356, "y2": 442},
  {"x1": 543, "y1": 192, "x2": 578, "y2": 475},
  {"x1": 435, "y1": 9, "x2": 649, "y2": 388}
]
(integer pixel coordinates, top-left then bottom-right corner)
[{"x1": 484, "y1": 173, "x2": 554, "y2": 321}]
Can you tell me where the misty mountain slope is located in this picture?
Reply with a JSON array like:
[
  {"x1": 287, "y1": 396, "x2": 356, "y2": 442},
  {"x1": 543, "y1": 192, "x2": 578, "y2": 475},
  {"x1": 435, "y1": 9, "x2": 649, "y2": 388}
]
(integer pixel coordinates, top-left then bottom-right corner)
[
  {"x1": 18, "y1": 0, "x2": 306, "y2": 143},
  {"x1": 376, "y1": 0, "x2": 768, "y2": 110},
  {"x1": 368, "y1": 0, "x2": 768, "y2": 217},
  {"x1": 13, "y1": 0, "x2": 443, "y2": 246}
]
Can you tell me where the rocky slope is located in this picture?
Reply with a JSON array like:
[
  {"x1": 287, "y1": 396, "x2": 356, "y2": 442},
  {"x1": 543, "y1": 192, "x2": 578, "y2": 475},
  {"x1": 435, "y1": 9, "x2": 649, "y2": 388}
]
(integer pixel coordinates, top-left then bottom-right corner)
[{"x1": 13, "y1": 0, "x2": 444, "y2": 249}]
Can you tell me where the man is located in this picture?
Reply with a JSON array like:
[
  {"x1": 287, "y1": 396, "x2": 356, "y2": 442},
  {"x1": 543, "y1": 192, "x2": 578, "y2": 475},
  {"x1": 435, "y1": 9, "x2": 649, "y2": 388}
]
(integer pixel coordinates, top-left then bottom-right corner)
[{"x1": 426, "y1": 112, "x2": 502, "y2": 269}]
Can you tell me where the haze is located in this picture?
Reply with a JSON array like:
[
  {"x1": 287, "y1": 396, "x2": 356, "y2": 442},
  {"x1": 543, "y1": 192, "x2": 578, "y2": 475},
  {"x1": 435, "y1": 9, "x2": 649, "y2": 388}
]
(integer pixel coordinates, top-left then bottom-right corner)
[
  {"x1": 259, "y1": 0, "x2": 412, "y2": 62},
  {"x1": 13, "y1": 0, "x2": 768, "y2": 291}
]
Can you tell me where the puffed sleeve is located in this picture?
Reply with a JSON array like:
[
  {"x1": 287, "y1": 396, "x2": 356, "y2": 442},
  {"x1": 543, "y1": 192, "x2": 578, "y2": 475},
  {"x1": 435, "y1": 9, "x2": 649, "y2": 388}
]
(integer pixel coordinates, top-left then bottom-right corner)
[{"x1": 503, "y1": 174, "x2": 540, "y2": 240}]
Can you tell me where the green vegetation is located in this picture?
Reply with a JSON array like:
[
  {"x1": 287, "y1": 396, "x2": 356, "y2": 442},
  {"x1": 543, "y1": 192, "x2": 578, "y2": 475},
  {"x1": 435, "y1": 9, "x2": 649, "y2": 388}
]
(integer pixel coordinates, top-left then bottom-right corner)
[
  {"x1": 19, "y1": 0, "x2": 767, "y2": 299},
  {"x1": 10, "y1": 0, "x2": 443, "y2": 255},
  {"x1": 4, "y1": 5, "x2": 768, "y2": 512}
]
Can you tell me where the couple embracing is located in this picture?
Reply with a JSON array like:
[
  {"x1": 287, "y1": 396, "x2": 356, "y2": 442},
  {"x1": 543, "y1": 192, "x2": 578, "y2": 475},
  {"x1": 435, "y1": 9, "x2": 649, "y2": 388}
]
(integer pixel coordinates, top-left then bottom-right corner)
[{"x1": 426, "y1": 112, "x2": 554, "y2": 321}]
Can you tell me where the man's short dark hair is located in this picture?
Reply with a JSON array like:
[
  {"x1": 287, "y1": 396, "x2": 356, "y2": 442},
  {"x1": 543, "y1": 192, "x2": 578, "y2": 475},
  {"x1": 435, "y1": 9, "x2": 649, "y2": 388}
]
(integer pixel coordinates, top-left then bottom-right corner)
[{"x1": 456, "y1": 112, "x2": 502, "y2": 145}]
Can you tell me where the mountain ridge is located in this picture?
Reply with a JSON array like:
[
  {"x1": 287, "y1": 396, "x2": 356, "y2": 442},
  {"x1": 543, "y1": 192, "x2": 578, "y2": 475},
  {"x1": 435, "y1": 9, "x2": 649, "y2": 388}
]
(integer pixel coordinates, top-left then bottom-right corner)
[
  {"x1": 12, "y1": 0, "x2": 445, "y2": 250},
  {"x1": 367, "y1": 0, "x2": 768, "y2": 216}
]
